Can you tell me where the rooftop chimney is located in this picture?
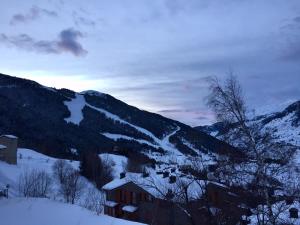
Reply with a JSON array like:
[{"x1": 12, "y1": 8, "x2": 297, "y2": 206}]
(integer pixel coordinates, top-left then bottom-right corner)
[
  {"x1": 290, "y1": 208, "x2": 298, "y2": 219},
  {"x1": 120, "y1": 172, "x2": 126, "y2": 179}
]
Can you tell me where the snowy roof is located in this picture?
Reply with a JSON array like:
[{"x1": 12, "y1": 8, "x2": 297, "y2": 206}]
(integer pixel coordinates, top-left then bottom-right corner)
[
  {"x1": 102, "y1": 178, "x2": 131, "y2": 191},
  {"x1": 1, "y1": 135, "x2": 17, "y2": 139},
  {"x1": 0, "y1": 144, "x2": 6, "y2": 150},
  {"x1": 105, "y1": 201, "x2": 118, "y2": 207},
  {"x1": 122, "y1": 205, "x2": 138, "y2": 213},
  {"x1": 102, "y1": 172, "x2": 204, "y2": 202},
  {"x1": 209, "y1": 181, "x2": 229, "y2": 189}
]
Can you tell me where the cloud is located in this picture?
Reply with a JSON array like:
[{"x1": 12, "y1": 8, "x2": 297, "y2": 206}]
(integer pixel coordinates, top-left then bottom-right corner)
[
  {"x1": 73, "y1": 12, "x2": 96, "y2": 27},
  {"x1": 57, "y1": 29, "x2": 87, "y2": 56},
  {"x1": 294, "y1": 16, "x2": 300, "y2": 23},
  {"x1": 196, "y1": 116, "x2": 211, "y2": 121},
  {"x1": 0, "y1": 28, "x2": 87, "y2": 56},
  {"x1": 279, "y1": 16, "x2": 300, "y2": 61},
  {"x1": 163, "y1": 0, "x2": 208, "y2": 16},
  {"x1": 10, "y1": 5, "x2": 57, "y2": 25},
  {"x1": 157, "y1": 108, "x2": 215, "y2": 126}
]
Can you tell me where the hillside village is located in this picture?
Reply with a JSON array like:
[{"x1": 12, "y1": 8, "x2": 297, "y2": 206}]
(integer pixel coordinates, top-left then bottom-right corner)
[
  {"x1": 1, "y1": 1, "x2": 300, "y2": 224},
  {"x1": 0, "y1": 73, "x2": 299, "y2": 225},
  {"x1": 1, "y1": 129, "x2": 300, "y2": 225},
  {"x1": 0, "y1": 73, "x2": 300, "y2": 225}
]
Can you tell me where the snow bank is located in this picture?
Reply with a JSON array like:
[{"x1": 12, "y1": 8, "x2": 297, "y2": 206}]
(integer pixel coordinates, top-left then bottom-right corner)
[{"x1": 0, "y1": 198, "x2": 146, "y2": 225}]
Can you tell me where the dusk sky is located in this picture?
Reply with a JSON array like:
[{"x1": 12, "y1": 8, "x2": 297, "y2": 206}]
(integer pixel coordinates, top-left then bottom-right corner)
[{"x1": 0, "y1": 0, "x2": 300, "y2": 126}]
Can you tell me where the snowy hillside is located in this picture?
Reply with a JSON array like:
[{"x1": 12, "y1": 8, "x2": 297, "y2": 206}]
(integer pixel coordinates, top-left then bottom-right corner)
[
  {"x1": 196, "y1": 100, "x2": 300, "y2": 148},
  {"x1": 0, "y1": 73, "x2": 238, "y2": 172},
  {"x1": 0, "y1": 148, "x2": 146, "y2": 225},
  {"x1": 0, "y1": 148, "x2": 79, "y2": 197},
  {"x1": 0, "y1": 198, "x2": 145, "y2": 225}
]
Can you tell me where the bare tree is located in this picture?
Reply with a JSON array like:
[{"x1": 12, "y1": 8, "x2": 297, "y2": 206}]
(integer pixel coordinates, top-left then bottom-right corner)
[
  {"x1": 82, "y1": 186, "x2": 105, "y2": 215},
  {"x1": 80, "y1": 153, "x2": 113, "y2": 188},
  {"x1": 100, "y1": 155, "x2": 114, "y2": 186},
  {"x1": 206, "y1": 74, "x2": 298, "y2": 225},
  {"x1": 59, "y1": 168, "x2": 84, "y2": 204},
  {"x1": 19, "y1": 169, "x2": 52, "y2": 198},
  {"x1": 52, "y1": 159, "x2": 73, "y2": 184}
]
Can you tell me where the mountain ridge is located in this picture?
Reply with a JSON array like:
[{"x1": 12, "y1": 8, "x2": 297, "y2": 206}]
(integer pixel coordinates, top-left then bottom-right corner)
[
  {"x1": 0, "y1": 73, "x2": 240, "y2": 165},
  {"x1": 195, "y1": 100, "x2": 300, "y2": 147}
]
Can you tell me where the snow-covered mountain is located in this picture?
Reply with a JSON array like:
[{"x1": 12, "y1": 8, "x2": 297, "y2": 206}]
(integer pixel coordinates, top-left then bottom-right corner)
[
  {"x1": 195, "y1": 100, "x2": 300, "y2": 148},
  {"x1": 0, "y1": 73, "x2": 239, "y2": 168}
]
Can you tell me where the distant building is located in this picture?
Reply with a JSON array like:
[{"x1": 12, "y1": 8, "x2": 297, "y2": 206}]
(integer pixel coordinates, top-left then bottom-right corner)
[{"x1": 0, "y1": 135, "x2": 18, "y2": 164}]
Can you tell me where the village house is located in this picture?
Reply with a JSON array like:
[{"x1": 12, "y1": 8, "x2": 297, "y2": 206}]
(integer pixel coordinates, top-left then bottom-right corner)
[
  {"x1": 102, "y1": 170, "x2": 257, "y2": 225},
  {"x1": 102, "y1": 172, "x2": 203, "y2": 225},
  {"x1": 0, "y1": 135, "x2": 18, "y2": 165}
]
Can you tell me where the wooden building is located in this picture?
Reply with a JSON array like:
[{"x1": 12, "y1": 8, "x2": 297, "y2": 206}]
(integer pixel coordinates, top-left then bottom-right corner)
[
  {"x1": 102, "y1": 172, "x2": 199, "y2": 225},
  {"x1": 0, "y1": 135, "x2": 18, "y2": 164}
]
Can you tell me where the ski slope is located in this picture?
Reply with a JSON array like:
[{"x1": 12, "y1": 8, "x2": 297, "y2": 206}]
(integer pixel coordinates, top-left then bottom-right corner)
[{"x1": 64, "y1": 93, "x2": 185, "y2": 157}]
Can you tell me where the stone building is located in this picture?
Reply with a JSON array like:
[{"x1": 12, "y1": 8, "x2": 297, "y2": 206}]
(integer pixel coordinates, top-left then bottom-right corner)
[{"x1": 0, "y1": 135, "x2": 18, "y2": 164}]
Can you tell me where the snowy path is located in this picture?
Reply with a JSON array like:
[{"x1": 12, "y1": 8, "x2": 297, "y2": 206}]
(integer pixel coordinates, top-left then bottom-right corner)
[
  {"x1": 159, "y1": 127, "x2": 182, "y2": 155},
  {"x1": 101, "y1": 133, "x2": 159, "y2": 149}
]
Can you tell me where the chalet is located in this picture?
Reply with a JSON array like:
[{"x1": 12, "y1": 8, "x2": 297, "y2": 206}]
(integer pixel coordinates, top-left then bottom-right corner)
[
  {"x1": 102, "y1": 172, "x2": 201, "y2": 225},
  {"x1": 0, "y1": 135, "x2": 18, "y2": 165},
  {"x1": 102, "y1": 171, "x2": 256, "y2": 225}
]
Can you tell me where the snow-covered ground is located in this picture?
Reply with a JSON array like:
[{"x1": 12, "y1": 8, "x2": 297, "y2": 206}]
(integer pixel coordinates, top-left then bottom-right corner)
[
  {"x1": 248, "y1": 201, "x2": 300, "y2": 225},
  {"x1": 263, "y1": 111, "x2": 300, "y2": 147},
  {"x1": 0, "y1": 148, "x2": 146, "y2": 225},
  {"x1": 0, "y1": 198, "x2": 145, "y2": 225},
  {"x1": 0, "y1": 148, "x2": 79, "y2": 197}
]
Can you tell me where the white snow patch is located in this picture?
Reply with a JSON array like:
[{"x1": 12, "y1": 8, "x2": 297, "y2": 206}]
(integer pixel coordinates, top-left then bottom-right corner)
[
  {"x1": 105, "y1": 200, "x2": 118, "y2": 207},
  {"x1": 102, "y1": 178, "x2": 130, "y2": 191},
  {"x1": 70, "y1": 148, "x2": 78, "y2": 155},
  {"x1": 122, "y1": 205, "x2": 138, "y2": 212},
  {"x1": 1, "y1": 134, "x2": 18, "y2": 139},
  {"x1": 0, "y1": 198, "x2": 145, "y2": 225},
  {"x1": 64, "y1": 94, "x2": 86, "y2": 125}
]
